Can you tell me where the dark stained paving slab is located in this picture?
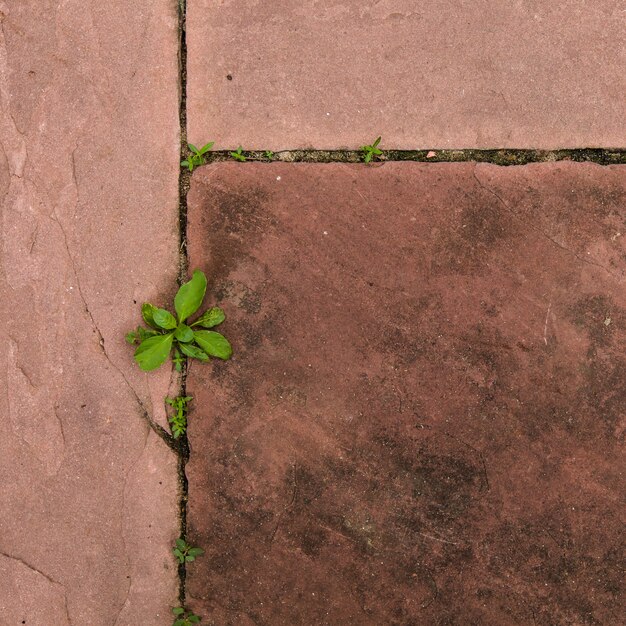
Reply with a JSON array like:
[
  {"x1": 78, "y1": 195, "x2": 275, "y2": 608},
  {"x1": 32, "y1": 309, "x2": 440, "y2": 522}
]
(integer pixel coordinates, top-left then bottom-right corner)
[
  {"x1": 187, "y1": 1, "x2": 626, "y2": 150},
  {"x1": 186, "y1": 162, "x2": 625, "y2": 625}
]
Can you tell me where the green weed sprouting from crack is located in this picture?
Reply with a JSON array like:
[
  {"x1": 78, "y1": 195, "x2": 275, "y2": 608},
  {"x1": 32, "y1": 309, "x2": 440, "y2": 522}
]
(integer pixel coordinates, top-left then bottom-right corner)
[
  {"x1": 166, "y1": 395, "x2": 192, "y2": 439},
  {"x1": 229, "y1": 145, "x2": 247, "y2": 161},
  {"x1": 126, "y1": 270, "x2": 232, "y2": 372},
  {"x1": 172, "y1": 606, "x2": 201, "y2": 625},
  {"x1": 181, "y1": 142, "x2": 214, "y2": 171},
  {"x1": 173, "y1": 537, "x2": 205, "y2": 564},
  {"x1": 360, "y1": 136, "x2": 382, "y2": 163},
  {"x1": 127, "y1": 271, "x2": 226, "y2": 620},
  {"x1": 171, "y1": 539, "x2": 204, "y2": 623}
]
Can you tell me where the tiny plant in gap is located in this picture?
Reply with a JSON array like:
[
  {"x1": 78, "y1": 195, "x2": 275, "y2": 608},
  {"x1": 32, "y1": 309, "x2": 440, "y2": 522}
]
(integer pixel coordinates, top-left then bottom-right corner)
[
  {"x1": 264, "y1": 150, "x2": 274, "y2": 160},
  {"x1": 166, "y1": 396, "x2": 192, "y2": 439},
  {"x1": 126, "y1": 270, "x2": 232, "y2": 371},
  {"x1": 181, "y1": 142, "x2": 214, "y2": 171},
  {"x1": 360, "y1": 136, "x2": 382, "y2": 163},
  {"x1": 229, "y1": 146, "x2": 246, "y2": 161},
  {"x1": 172, "y1": 607, "x2": 201, "y2": 625},
  {"x1": 173, "y1": 537, "x2": 205, "y2": 564}
]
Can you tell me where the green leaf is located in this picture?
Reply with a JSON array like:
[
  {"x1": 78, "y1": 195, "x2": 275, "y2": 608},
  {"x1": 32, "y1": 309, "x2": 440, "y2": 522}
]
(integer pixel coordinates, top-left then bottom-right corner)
[
  {"x1": 173, "y1": 620, "x2": 187, "y2": 626},
  {"x1": 141, "y1": 303, "x2": 160, "y2": 328},
  {"x1": 175, "y1": 323, "x2": 194, "y2": 342},
  {"x1": 138, "y1": 326, "x2": 159, "y2": 341},
  {"x1": 179, "y1": 342, "x2": 210, "y2": 362},
  {"x1": 230, "y1": 147, "x2": 246, "y2": 162},
  {"x1": 153, "y1": 308, "x2": 177, "y2": 329},
  {"x1": 373, "y1": 136, "x2": 381, "y2": 148},
  {"x1": 134, "y1": 333, "x2": 174, "y2": 371},
  {"x1": 186, "y1": 555, "x2": 195, "y2": 562},
  {"x1": 172, "y1": 347, "x2": 184, "y2": 371},
  {"x1": 172, "y1": 607, "x2": 185, "y2": 616},
  {"x1": 193, "y1": 331, "x2": 232, "y2": 360},
  {"x1": 188, "y1": 547, "x2": 205, "y2": 557},
  {"x1": 125, "y1": 330, "x2": 139, "y2": 345},
  {"x1": 175, "y1": 538, "x2": 186, "y2": 549},
  {"x1": 200, "y1": 142, "x2": 214, "y2": 154},
  {"x1": 175, "y1": 270, "x2": 207, "y2": 322},
  {"x1": 188, "y1": 143, "x2": 199, "y2": 154},
  {"x1": 192, "y1": 307, "x2": 225, "y2": 328},
  {"x1": 189, "y1": 617, "x2": 201, "y2": 624}
]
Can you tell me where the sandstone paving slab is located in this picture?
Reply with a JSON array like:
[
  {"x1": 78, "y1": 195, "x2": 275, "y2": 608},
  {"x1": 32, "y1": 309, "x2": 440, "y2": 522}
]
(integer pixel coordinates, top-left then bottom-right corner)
[
  {"x1": 0, "y1": 1, "x2": 181, "y2": 624},
  {"x1": 186, "y1": 162, "x2": 625, "y2": 625},
  {"x1": 187, "y1": 0, "x2": 626, "y2": 150}
]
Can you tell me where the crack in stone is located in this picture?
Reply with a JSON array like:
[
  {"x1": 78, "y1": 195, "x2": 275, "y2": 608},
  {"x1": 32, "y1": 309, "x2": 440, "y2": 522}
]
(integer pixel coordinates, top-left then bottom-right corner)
[
  {"x1": 49, "y1": 210, "x2": 106, "y2": 349},
  {"x1": 52, "y1": 405, "x2": 67, "y2": 451},
  {"x1": 472, "y1": 165, "x2": 620, "y2": 280},
  {"x1": 15, "y1": 362, "x2": 35, "y2": 388},
  {"x1": 48, "y1": 210, "x2": 177, "y2": 451},
  {"x1": 70, "y1": 146, "x2": 79, "y2": 202},
  {"x1": 0, "y1": 551, "x2": 71, "y2": 623}
]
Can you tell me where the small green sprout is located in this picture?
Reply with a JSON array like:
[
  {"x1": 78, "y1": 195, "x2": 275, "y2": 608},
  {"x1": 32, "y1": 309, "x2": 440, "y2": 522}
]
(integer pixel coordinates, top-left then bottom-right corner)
[
  {"x1": 229, "y1": 146, "x2": 246, "y2": 162},
  {"x1": 181, "y1": 142, "x2": 214, "y2": 171},
  {"x1": 166, "y1": 396, "x2": 192, "y2": 439},
  {"x1": 126, "y1": 270, "x2": 232, "y2": 372},
  {"x1": 360, "y1": 136, "x2": 382, "y2": 163},
  {"x1": 172, "y1": 606, "x2": 201, "y2": 625},
  {"x1": 173, "y1": 538, "x2": 205, "y2": 564},
  {"x1": 264, "y1": 150, "x2": 274, "y2": 160}
]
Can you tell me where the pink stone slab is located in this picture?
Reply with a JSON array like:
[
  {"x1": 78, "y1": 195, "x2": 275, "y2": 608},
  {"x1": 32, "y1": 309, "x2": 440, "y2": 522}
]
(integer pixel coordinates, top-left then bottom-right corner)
[
  {"x1": 0, "y1": 1, "x2": 181, "y2": 623},
  {"x1": 186, "y1": 162, "x2": 625, "y2": 624},
  {"x1": 187, "y1": 0, "x2": 626, "y2": 150}
]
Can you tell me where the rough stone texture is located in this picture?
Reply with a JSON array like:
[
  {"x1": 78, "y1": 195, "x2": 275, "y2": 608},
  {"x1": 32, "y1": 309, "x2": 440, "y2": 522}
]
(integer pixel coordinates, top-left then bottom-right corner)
[
  {"x1": 187, "y1": 0, "x2": 626, "y2": 150},
  {"x1": 186, "y1": 162, "x2": 625, "y2": 625},
  {"x1": 0, "y1": 2, "x2": 180, "y2": 624}
]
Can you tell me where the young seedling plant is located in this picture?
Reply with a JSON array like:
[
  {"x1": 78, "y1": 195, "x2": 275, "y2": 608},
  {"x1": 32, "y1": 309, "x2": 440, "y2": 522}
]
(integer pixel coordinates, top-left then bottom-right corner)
[
  {"x1": 126, "y1": 270, "x2": 232, "y2": 372},
  {"x1": 181, "y1": 142, "x2": 214, "y2": 171},
  {"x1": 172, "y1": 607, "x2": 201, "y2": 625},
  {"x1": 166, "y1": 395, "x2": 192, "y2": 439},
  {"x1": 264, "y1": 150, "x2": 274, "y2": 161},
  {"x1": 173, "y1": 537, "x2": 205, "y2": 564},
  {"x1": 229, "y1": 146, "x2": 246, "y2": 162},
  {"x1": 360, "y1": 136, "x2": 382, "y2": 163}
]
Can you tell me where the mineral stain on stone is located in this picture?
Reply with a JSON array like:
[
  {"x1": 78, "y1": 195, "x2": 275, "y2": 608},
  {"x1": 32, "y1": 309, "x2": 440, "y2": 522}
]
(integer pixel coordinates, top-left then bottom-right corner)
[{"x1": 185, "y1": 162, "x2": 625, "y2": 625}]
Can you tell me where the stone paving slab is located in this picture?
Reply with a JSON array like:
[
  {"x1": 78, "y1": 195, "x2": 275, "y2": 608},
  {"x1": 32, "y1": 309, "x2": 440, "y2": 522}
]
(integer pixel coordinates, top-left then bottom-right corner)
[
  {"x1": 0, "y1": 1, "x2": 180, "y2": 624},
  {"x1": 186, "y1": 162, "x2": 625, "y2": 625},
  {"x1": 187, "y1": 1, "x2": 626, "y2": 150}
]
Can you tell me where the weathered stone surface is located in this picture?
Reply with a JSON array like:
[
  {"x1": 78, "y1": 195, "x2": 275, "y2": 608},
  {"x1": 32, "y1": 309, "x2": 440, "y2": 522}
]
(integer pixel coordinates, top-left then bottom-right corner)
[
  {"x1": 187, "y1": 0, "x2": 626, "y2": 150},
  {"x1": 0, "y1": 1, "x2": 180, "y2": 623},
  {"x1": 186, "y1": 162, "x2": 625, "y2": 625}
]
